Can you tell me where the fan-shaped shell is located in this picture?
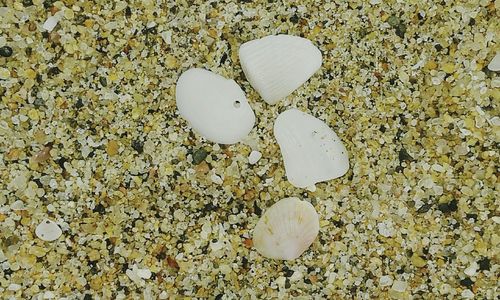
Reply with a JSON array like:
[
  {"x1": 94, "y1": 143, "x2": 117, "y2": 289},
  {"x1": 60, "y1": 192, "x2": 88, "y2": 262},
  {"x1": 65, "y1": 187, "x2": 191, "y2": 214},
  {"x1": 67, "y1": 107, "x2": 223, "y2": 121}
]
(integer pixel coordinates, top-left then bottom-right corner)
[
  {"x1": 253, "y1": 197, "x2": 319, "y2": 260},
  {"x1": 239, "y1": 35, "x2": 322, "y2": 105}
]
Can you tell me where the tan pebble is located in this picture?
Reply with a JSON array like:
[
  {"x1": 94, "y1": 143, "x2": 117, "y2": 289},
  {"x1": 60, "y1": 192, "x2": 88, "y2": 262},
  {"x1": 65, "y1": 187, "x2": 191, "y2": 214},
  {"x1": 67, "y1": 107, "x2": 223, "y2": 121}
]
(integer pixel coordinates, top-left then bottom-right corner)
[
  {"x1": 411, "y1": 254, "x2": 427, "y2": 268},
  {"x1": 442, "y1": 62, "x2": 455, "y2": 74},
  {"x1": 33, "y1": 146, "x2": 52, "y2": 163},
  {"x1": 29, "y1": 246, "x2": 47, "y2": 257},
  {"x1": 88, "y1": 249, "x2": 101, "y2": 261},
  {"x1": 106, "y1": 140, "x2": 119, "y2": 156},
  {"x1": 425, "y1": 60, "x2": 437, "y2": 70},
  {"x1": 195, "y1": 161, "x2": 210, "y2": 174},
  {"x1": 165, "y1": 54, "x2": 178, "y2": 69}
]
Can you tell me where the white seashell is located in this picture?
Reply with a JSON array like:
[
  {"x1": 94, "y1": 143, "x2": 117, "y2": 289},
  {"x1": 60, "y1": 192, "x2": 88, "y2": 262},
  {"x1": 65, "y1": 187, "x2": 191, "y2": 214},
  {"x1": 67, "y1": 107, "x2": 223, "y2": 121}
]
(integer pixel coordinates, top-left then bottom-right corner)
[
  {"x1": 176, "y1": 68, "x2": 255, "y2": 144},
  {"x1": 239, "y1": 35, "x2": 322, "y2": 105},
  {"x1": 488, "y1": 52, "x2": 500, "y2": 71},
  {"x1": 274, "y1": 109, "x2": 349, "y2": 188},
  {"x1": 252, "y1": 197, "x2": 319, "y2": 260},
  {"x1": 35, "y1": 219, "x2": 62, "y2": 242}
]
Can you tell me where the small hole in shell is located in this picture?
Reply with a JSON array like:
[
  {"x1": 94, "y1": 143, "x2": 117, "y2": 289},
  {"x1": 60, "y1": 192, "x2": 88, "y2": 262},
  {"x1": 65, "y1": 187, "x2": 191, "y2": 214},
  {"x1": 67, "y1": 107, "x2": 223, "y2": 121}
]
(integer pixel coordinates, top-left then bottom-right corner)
[{"x1": 233, "y1": 100, "x2": 241, "y2": 108}]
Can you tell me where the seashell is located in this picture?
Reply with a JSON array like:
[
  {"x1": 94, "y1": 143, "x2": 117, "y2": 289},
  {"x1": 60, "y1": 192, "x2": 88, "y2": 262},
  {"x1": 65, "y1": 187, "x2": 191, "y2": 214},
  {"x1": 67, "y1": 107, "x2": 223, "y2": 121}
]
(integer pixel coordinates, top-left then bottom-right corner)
[
  {"x1": 253, "y1": 197, "x2": 319, "y2": 260},
  {"x1": 35, "y1": 219, "x2": 62, "y2": 242},
  {"x1": 239, "y1": 35, "x2": 322, "y2": 105},
  {"x1": 176, "y1": 68, "x2": 255, "y2": 144},
  {"x1": 274, "y1": 109, "x2": 349, "y2": 188},
  {"x1": 488, "y1": 52, "x2": 500, "y2": 71}
]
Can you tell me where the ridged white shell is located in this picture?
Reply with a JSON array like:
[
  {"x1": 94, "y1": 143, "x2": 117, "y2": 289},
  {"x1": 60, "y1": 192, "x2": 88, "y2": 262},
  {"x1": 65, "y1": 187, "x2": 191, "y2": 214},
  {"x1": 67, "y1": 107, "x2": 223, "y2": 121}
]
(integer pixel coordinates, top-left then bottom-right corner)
[
  {"x1": 35, "y1": 219, "x2": 62, "y2": 242},
  {"x1": 239, "y1": 35, "x2": 322, "y2": 105},
  {"x1": 253, "y1": 197, "x2": 319, "y2": 260},
  {"x1": 274, "y1": 109, "x2": 349, "y2": 188},
  {"x1": 176, "y1": 68, "x2": 255, "y2": 144}
]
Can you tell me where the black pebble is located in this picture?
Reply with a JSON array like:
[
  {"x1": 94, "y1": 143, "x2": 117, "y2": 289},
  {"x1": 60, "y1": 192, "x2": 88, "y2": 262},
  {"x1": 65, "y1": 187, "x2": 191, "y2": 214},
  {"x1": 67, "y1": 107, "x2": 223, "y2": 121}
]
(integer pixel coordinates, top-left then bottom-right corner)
[
  {"x1": 121, "y1": 262, "x2": 129, "y2": 273},
  {"x1": 220, "y1": 53, "x2": 228, "y2": 65},
  {"x1": 379, "y1": 125, "x2": 386, "y2": 133},
  {"x1": 3, "y1": 268, "x2": 13, "y2": 276},
  {"x1": 215, "y1": 294, "x2": 223, "y2": 300},
  {"x1": 460, "y1": 277, "x2": 474, "y2": 288},
  {"x1": 435, "y1": 44, "x2": 443, "y2": 51},
  {"x1": 478, "y1": 257, "x2": 491, "y2": 271},
  {"x1": 285, "y1": 278, "x2": 291, "y2": 288},
  {"x1": 125, "y1": 6, "x2": 132, "y2": 17},
  {"x1": 290, "y1": 14, "x2": 299, "y2": 24},
  {"x1": 83, "y1": 294, "x2": 92, "y2": 300},
  {"x1": 253, "y1": 201, "x2": 262, "y2": 216},
  {"x1": 0, "y1": 46, "x2": 13, "y2": 57},
  {"x1": 131, "y1": 140, "x2": 144, "y2": 154},
  {"x1": 398, "y1": 148, "x2": 413, "y2": 162},
  {"x1": 99, "y1": 76, "x2": 107, "y2": 87},
  {"x1": 332, "y1": 220, "x2": 344, "y2": 227},
  {"x1": 75, "y1": 99, "x2": 84, "y2": 109},
  {"x1": 466, "y1": 213, "x2": 477, "y2": 221},
  {"x1": 93, "y1": 203, "x2": 106, "y2": 214},
  {"x1": 416, "y1": 203, "x2": 432, "y2": 213},
  {"x1": 284, "y1": 268, "x2": 294, "y2": 277},
  {"x1": 56, "y1": 157, "x2": 67, "y2": 169},
  {"x1": 241, "y1": 257, "x2": 248, "y2": 268},
  {"x1": 156, "y1": 251, "x2": 166, "y2": 260},
  {"x1": 192, "y1": 148, "x2": 208, "y2": 165},
  {"x1": 47, "y1": 67, "x2": 61, "y2": 77},
  {"x1": 437, "y1": 199, "x2": 458, "y2": 213}
]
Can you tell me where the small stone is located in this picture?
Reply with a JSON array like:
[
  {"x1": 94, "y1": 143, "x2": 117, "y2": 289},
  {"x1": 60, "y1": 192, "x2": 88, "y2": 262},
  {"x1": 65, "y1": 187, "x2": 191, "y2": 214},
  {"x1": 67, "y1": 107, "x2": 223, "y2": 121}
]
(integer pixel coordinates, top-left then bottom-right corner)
[
  {"x1": 416, "y1": 203, "x2": 432, "y2": 213},
  {"x1": 460, "y1": 277, "x2": 474, "y2": 288},
  {"x1": 8, "y1": 283, "x2": 22, "y2": 291},
  {"x1": 106, "y1": 140, "x2": 119, "y2": 156},
  {"x1": 391, "y1": 280, "x2": 407, "y2": 292},
  {"x1": 192, "y1": 149, "x2": 208, "y2": 165},
  {"x1": 442, "y1": 62, "x2": 455, "y2": 74},
  {"x1": 461, "y1": 289, "x2": 474, "y2": 299},
  {"x1": 0, "y1": 67, "x2": 10, "y2": 79},
  {"x1": 136, "y1": 268, "x2": 152, "y2": 279},
  {"x1": 398, "y1": 148, "x2": 413, "y2": 162},
  {"x1": 35, "y1": 219, "x2": 62, "y2": 241},
  {"x1": 437, "y1": 199, "x2": 458, "y2": 213},
  {"x1": 33, "y1": 146, "x2": 52, "y2": 163},
  {"x1": 43, "y1": 15, "x2": 60, "y2": 32},
  {"x1": 88, "y1": 249, "x2": 100, "y2": 261},
  {"x1": 379, "y1": 275, "x2": 393, "y2": 287},
  {"x1": 93, "y1": 203, "x2": 106, "y2": 214},
  {"x1": 0, "y1": 46, "x2": 13, "y2": 57},
  {"x1": 464, "y1": 262, "x2": 478, "y2": 276},
  {"x1": 165, "y1": 54, "x2": 178, "y2": 69},
  {"x1": 131, "y1": 140, "x2": 144, "y2": 154},
  {"x1": 248, "y1": 150, "x2": 262, "y2": 164},
  {"x1": 477, "y1": 257, "x2": 491, "y2": 271},
  {"x1": 411, "y1": 254, "x2": 427, "y2": 267}
]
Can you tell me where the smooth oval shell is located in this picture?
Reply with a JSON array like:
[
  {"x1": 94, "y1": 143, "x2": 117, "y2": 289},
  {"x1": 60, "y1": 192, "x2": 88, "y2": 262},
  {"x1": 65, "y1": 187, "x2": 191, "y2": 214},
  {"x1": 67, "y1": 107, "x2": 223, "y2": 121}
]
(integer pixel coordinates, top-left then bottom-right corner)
[
  {"x1": 239, "y1": 35, "x2": 322, "y2": 105},
  {"x1": 35, "y1": 219, "x2": 62, "y2": 242},
  {"x1": 274, "y1": 109, "x2": 349, "y2": 188},
  {"x1": 253, "y1": 197, "x2": 319, "y2": 260},
  {"x1": 176, "y1": 68, "x2": 255, "y2": 144}
]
